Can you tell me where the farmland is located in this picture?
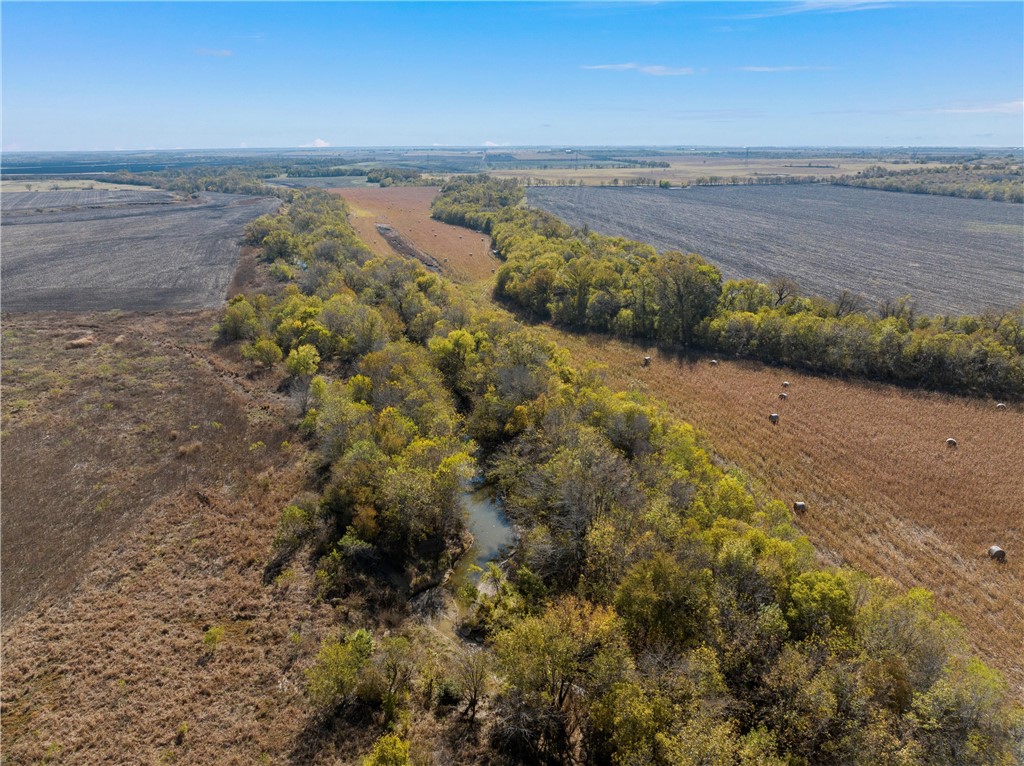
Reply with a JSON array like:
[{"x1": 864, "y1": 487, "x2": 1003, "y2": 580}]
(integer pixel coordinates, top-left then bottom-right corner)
[
  {"x1": 527, "y1": 184, "x2": 1024, "y2": 316},
  {"x1": 542, "y1": 329, "x2": 1024, "y2": 694},
  {"x1": 2, "y1": 189, "x2": 178, "y2": 212},
  {"x1": 335, "y1": 184, "x2": 1024, "y2": 693},
  {"x1": 1, "y1": 191, "x2": 280, "y2": 312},
  {"x1": 487, "y1": 151, "x2": 923, "y2": 187},
  {"x1": 333, "y1": 186, "x2": 501, "y2": 282},
  {"x1": 0, "y1": 179, "x2": 159, "y2": 193}
]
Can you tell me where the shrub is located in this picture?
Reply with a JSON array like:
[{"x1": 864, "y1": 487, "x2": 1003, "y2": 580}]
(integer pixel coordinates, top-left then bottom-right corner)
[
  {"x1": 305, "y1": 629, "x2": 374, "y2": 712},
  {"x1": 243, "y1": 337, "x2": 284, "y2": 368}
]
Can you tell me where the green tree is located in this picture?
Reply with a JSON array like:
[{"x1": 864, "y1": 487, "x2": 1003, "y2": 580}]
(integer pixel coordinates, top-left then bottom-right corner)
[{"x1": 305, "y1": 629, "x2": 374, "y2": 712}]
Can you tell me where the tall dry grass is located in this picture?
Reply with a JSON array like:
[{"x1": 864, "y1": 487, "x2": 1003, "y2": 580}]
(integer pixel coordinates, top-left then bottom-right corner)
[{"x1": 545, "y1": 330, "x2": 1024, "y2": 695}]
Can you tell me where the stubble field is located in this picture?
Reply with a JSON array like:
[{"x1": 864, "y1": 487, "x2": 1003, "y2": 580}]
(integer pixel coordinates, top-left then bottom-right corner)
[
  {"x1": 1, "y1": 191, "x2": 281, "y2": 312},
  {"x1": 332, "y1": 186, "x2": 501, "y2": 282},
  {"x1": 527, "y1": 184, "x2": 1024, "y2": 315},
  {"x1": 338, "y1": 185, "x2": 1024, "y2": 694},
  {"x1": 545, "y1": 331, "x2": 1024, "y2": 693}
]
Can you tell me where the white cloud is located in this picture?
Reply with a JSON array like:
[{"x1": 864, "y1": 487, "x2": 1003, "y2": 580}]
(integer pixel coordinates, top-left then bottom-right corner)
[
  {"x1": 239, "y1": 142, "x2": 249, "y2": 149},
  {"x1": 737, "y1": 65, "x2": 832, "y2": 73},
  {"x1": 301, "y1": 138, "x2": 331, "y2": 148},
  {"x1": 483, "y1": 141, "x2": 509, "y2": 147},
  {"x1": 196, "y1": 48, "x2": 233, "y2": 57},
  {"x1": 582, "y1": 62, "x2": 694, "y2": 76}
]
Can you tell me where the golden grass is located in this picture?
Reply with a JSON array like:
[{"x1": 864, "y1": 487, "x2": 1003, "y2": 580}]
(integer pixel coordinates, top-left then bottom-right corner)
[
  {"x1": 541, "y1": 330, "x2": 1024, "y2": 694},
  {"x1": 332, "y1": 186, "x2": 502, "y2": 282}
]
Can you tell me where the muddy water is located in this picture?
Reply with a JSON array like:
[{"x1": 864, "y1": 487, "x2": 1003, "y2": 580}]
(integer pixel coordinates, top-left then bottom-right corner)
[{"x1": 450, "y1": 489, "x2": 515, "y2": 587}]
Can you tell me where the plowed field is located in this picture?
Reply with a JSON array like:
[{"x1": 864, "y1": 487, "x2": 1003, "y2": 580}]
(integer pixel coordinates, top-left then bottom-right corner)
[
  {"x1": 1, "y1": 192, "x2": 281, "y2": 312},
  {"x1": 527, "y1": 185, "x2": 1024, "y2": 316}
]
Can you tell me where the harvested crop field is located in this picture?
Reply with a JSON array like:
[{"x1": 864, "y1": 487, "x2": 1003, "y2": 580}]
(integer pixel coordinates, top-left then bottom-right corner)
[
  {"x1": 332, "y1": 186, "x2": 501, "y2": 282},
  {"x1": 527, "y1": 185, "x2": 1024, "y2": 316},
  {"x1": 539, "y1": 327, "x2": 1024, "y2": 694},
  {"x1": 1, "y1": 192, "x2": 281, "y2": 312},
  {"x1": 1, "y1": 189, "x2": 178, "y2": 212}
]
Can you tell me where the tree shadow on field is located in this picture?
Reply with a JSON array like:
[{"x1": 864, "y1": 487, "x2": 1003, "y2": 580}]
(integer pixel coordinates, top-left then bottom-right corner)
[{"x1": 288, "y1": 703, "x2": 379, "y2": 764}]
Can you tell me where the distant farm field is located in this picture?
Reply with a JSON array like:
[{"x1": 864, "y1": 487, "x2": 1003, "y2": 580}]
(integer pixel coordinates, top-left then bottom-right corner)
[
  {"x1": 1, "y1": 191, "x2": 280, "y2": 312},
  {"x1": 527, "y1": 185, "x2": 1024, "y2": 315},
  {"x1": 2, "y1": 189, "x2": 178, "y2": 211}
]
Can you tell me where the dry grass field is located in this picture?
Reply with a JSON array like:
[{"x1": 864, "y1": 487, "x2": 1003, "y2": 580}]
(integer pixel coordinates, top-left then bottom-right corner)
[
  {"x1": 541, "y1": 330, "x2": 1024, "y2": 694},
  {"x1": 337, "y1": 185, "x2": 1023, "y2": 695},
  {"x1": 332, "y1": 186, "x2": 501, "y2": 283},
  {"x1": 0, "y1": 308, "x2": 334, "y2": 763}
]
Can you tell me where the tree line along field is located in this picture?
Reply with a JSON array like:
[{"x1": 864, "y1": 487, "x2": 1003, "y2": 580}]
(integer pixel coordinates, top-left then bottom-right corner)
[
  {"x1": 541, "y1": 329, "x2": 1024, "y2": 695},
  {"x1": 1, "y1": 191, "x2": 281, "y2": 312},
  {"x1": 333, "y1": 184, "x2": 1024, "y2": 694},
  {"x1": 527, "y1": 184, "x2": 1024, "y2": 316}
]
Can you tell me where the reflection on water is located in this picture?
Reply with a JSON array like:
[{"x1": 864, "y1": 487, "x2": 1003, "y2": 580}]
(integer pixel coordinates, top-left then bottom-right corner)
[{"x1": 451, "y1": 489, "x2": 515, "y2": 586}]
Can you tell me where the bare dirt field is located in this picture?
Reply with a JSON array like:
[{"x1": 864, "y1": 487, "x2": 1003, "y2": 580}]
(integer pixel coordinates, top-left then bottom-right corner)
[
  {"x1": 0, "y1": 179, "x2": 160, "y2": 193},
  {"x1": 1, "y1": 192, "x2": 281, "y2": 312},
  {"x1": 332, "y1": 186, "x2": 501, "y2": 282},
  {"x1": 527, "y1": 184, "x2": 1024, "y2": 315},
  {"x1": 1, "y1": 189, "x2": 178, "y2": 211},
  {"x1": 539, "y1": 329, "x2": 1024, "y2": 694}
]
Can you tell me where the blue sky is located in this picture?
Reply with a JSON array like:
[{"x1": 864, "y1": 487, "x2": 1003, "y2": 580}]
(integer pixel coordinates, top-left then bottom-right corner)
[{"x1": 2, "y1": 1, "x2": 1021, "y2": 150}]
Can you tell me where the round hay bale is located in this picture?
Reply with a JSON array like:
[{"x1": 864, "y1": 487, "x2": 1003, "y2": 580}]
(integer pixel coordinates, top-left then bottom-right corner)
[
  {"x1": 946, "y1": 438, "x2": 958, "y2": 448},
  {"x1": 987, "y1": 546, "x2": 1006, "y2": 563}
]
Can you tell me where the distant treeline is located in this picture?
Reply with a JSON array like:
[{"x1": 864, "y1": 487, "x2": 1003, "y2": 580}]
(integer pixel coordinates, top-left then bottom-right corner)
[
  {"x1": 98, "y1": 162, "x2": 432, "y2": 196},
  {"x1": 432, "y1": 176, "x2": 1024, "y2": 399},
  {"x1": 833, "y1": 163, "x2": 1024, "y2": 203},
  {"x1": 226, "y1": 188, "x2": 1022, "y2": 764}
]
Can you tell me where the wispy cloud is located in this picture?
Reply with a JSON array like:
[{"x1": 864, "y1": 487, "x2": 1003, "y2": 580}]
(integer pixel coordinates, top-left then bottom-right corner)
[
  {"x1": 736, "y1": 65, "x2": 832, "y2": 73},
  {"x1": 736, "y1": 1, "x2": 897, "y2": 20},
  {"x1": 815, "y1": 100, "x2": 1024, "y2": 117},
  {"x1": 196, "y1": 48, "x2": 233, "y2": 58},
  {"x1": 483, "y1": 141, "x2": 510, "y2": 147},
  {"x1": 582, "y1": 62, "x2": 695, "y2": 76},
  {"x1": 936, "y1": 100, "x2": 1023, "y2": 115},
  {"x1": 301, "y1": 138, "x2": 331, "y2": 148}
]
